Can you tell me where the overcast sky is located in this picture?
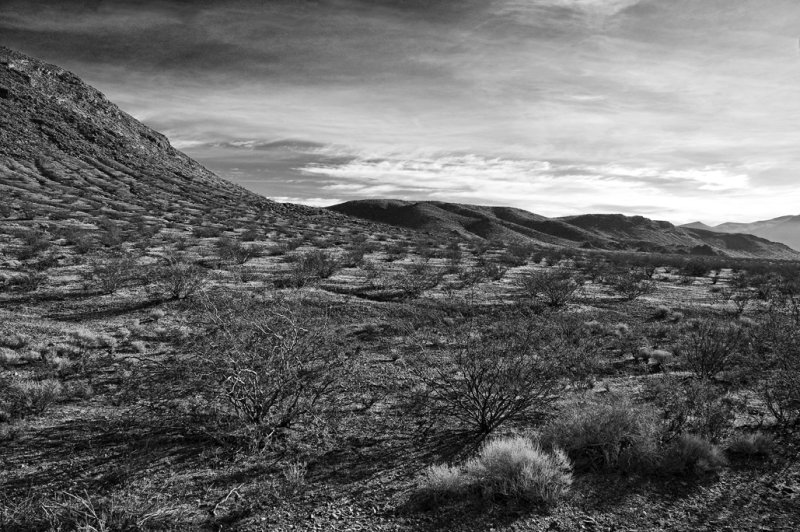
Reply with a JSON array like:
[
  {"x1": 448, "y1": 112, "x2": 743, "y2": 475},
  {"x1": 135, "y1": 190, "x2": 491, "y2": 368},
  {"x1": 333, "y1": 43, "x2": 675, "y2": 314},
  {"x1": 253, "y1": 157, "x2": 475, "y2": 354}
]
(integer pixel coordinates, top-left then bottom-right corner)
[{"x1": 3, "y1": 0, "x2": 800, "y2": 224}]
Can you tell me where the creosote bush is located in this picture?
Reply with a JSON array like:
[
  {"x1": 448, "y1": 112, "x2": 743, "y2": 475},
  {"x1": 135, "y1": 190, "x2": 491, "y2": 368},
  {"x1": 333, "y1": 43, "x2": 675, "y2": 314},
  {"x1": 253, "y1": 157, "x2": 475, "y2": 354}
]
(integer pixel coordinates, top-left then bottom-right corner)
[
  {"x1": 186, "y1": 292, "x2": 349, "y2": 445},
  {"x1": 540, "y1": 397, "x2": 661, "y2": 473},
  {"x1": 676, "y1": 319, "x2": 746, "y2": 380},
  {"x1": 149, "y1": 255, "x2": 207, "y2": 300},
  {"x1": 517, "y1": 268, "x2": 581, "y2": 308},
  {"x1": 413, "y1": 312, "x2": 599, "y2": 438},
  {"x1": 420, "y1": 436, "x2": 572, "y2": 506}
]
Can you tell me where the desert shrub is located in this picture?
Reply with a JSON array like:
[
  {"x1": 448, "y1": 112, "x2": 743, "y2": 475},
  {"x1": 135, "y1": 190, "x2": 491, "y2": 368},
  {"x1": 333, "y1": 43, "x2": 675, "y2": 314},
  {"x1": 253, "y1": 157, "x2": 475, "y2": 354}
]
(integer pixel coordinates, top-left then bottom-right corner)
[
  {"x1": 420, "y1": 436, "x2": 572, "y2": 506},
  {"x1": 216, "y1": 236, "x2": 260, "y2": 264},
  {"x1": 466, "y1": 436, "x2": 572, "y2": 504},
  {"x1": 744, "y1": 309, "x2": 800, "y2": 426},
  {"x1": 413, "y1": 313, "x2": 598, "y2": 438},
  {"x1": 499, "y1": 242, "x2": 534, "y2": 266},
  {"x1": 478, "y1": 259, "x2": 507, "y2": 281},
  {"x1": 14, "y1": 230, "x2": 51, "y2": 260},
  {"x1": 394, "y1": 261, "x2": 443, "y2": 298},
  {"x1": 149, "y1": 255, "x2": 207, "y2": 300},
  {"x1": 681, "y1": 258, "x2": 712, "y2": 277},
  {"x1": 385, "y1": 241, "x2": 408, "y2": 261},
  {"x1": 0, "y1": 332, "x2": 30, "y2": 350},
  {"x1": 608, "y1": 269, "x2": 657, "y2": 301},
  {"x1": 644, "y1": 376, "x2": 738, "y2": 443},
  {"x1": 421, "y1": 464, "x2": 470, "y2": 503},
  {"x1": 517, "y1": 268, "x2": 581, "y2": 308},
  {"x1": 193, "y1": 225, "x2": 224, "y2": 238},
  {"x1": 240, "y1": 227, "x2": 260, "y2": 241},
  {"x1": 298, "y1": 249, "x2": 340, "y2": 278},
  {"x1": 540, "y1": 397, "x2": 661, "y2": 473},
  {"x1": 652, "y1": 305, "x2": 671, "y2": 320},
  {"x1": 726, "y1": 432, "x2": 774, "y2": 457},
  {"x1": 2, "y1": 272, "x2": 46, "y2": 293},
  {"x1": 676, "y1": 319, "x2": 746, "y2": 379},
  {"x1": 87, "y1": 254, "x2": 140, "y2": 294},
  {"x1": 69, "y1": 329, "x2": 117, "y2": 350},
  {"x1": 186, "y1": 293, "x2": 349, "y2": 443},
  {"x1": 0, "y1": 377, "x2": 63, "y2": 419},
  {"x1": 98, "y1": 221, "x2": 124, "y2": 247},
  {"x1": 661, "y1": 434, "x2": 727, "y2": 476}
]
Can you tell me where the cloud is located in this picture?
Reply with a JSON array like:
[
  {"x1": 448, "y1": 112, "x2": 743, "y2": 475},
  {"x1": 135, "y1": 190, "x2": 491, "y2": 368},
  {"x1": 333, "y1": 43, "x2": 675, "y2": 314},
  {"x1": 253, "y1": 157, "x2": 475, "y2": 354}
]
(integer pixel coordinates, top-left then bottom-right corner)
[{"x1": 3, "y1": 0, "x2": 800, "y2": 224}]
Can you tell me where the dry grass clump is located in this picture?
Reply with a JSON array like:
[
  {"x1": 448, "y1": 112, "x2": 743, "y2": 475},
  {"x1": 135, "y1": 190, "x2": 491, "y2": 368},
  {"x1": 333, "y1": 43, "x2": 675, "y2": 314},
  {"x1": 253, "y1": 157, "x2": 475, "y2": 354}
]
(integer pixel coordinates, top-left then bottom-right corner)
[
  {"x1": 69, "y1": 329, "x2": 117, "y2": 349},
  {"x1": 420, "y1": 436, "x2": 572, "y2": 506},
  {"x1": 661, "y1": 434, "x2": 728, "y2": 476},
  {"x1": 0, "y1": 332, "x2": 30, "y2": 349},
  {"x1": 0, "y1": 377, "x2": 63, "y2": 420},
  {"x1": 725, "y1": 432, "x2": 774, "y2": 457},
  {"x1": 0, "y1": 347, "x2": 21, "y2": 366}
]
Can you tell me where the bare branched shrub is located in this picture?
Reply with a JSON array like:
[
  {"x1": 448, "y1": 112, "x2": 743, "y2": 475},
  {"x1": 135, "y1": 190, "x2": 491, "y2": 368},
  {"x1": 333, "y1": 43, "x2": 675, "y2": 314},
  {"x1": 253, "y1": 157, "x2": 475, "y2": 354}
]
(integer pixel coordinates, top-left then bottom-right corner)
[
  {"x1": 277, "y1": 250, "x2": 341, "y2": 288},
  {"x1": 217, "y1": 236, "x2": 260, "y2": 264},
  {"x1": 609, "y1": 269, "x2": 656, "y2": 301},
  {"x1": 87, "y1": 254, "x2": 139, "y2": 294},
  {"x1": 746, "y1": 310, "x2": 800, "y2": 426},
  {"x1": 676, "y1": 319, "x2": 746, "y2": 379},
  {"x1": 149, "y1": 255, "x2": 207, "y2": 300},
  {"x1": 187, "y1": 293, "x2": 349, "y2": 443},
  {"x1": 517, "y1": 268, "x2": 581, "y2": 308},
  {"x1": 412, "y1": 313, "x2": 599, "y2": 438},
  {"x1": 643, "y1": 376, "x2": 739, "y2": 443}
]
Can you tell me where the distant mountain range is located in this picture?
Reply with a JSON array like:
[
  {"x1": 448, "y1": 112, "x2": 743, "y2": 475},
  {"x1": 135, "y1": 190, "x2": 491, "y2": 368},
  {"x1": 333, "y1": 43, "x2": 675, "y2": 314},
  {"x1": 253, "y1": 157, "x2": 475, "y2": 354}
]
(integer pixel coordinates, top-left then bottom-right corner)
[
  {"x1": 682, "y1": 217, "x2": 800, "y2": 252},
  {"x1": 330, "y1": 200, "x2": 800, "y2": 260}
]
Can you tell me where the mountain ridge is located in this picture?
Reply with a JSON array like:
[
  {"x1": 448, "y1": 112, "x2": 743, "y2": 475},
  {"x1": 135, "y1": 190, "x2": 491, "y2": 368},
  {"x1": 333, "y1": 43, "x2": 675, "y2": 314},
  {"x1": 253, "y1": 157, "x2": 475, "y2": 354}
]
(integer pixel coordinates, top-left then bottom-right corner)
[
  {"x1": 680, "y1": 215, "x2": 800, "y2": 252},
  {"x1": 330, "y1": 199, "x2": 800, "y2": 259}
]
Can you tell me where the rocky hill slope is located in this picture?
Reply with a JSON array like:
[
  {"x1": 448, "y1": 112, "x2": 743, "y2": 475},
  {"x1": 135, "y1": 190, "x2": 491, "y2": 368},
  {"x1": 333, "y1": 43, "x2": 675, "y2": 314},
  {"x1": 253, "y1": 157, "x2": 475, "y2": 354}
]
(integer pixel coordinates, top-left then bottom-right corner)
[
  {"x1": 0, "y1": 46, "x2": 352, "y2": 238},
  {"x1": 683, "y1": 216, "x2": 800, "y2": 252},
  {"x1": 330, "y1": 199, "x2": 800, "y2": 259}
]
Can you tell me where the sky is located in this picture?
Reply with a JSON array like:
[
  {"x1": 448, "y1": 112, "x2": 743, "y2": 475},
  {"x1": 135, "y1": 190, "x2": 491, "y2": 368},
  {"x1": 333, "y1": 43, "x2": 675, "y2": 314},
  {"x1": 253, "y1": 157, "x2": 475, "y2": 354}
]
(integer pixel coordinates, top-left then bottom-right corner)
[{"x1": 2, "y1": 0, "x2": 800, "y2": 224}]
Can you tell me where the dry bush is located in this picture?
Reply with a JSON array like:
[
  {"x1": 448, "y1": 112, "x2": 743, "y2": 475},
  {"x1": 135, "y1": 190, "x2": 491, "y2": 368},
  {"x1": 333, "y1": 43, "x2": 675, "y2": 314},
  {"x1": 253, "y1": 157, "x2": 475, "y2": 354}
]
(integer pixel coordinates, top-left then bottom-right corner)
[
  {"x1": 661, "y1": 434, "x2": 727, "y2": 476},
  {"x1": 413, "y1": 312, "x2": 599, "y2": 438},
  {"x1": 517, "y1": 269, "x2": 581, "y2": 308},
  {"x1": 726, "y1": 432, "x2": 774, "y2": 457},
  {"x1": 746, "y1": 310, "x2": 800, "y2": 426},
  {"x1": 87, "y1": 254, "x2": 140, "y2": 294},
  {"x1": 2, "y1": 272, "x2": 46, "y2": 293},
  {"x1": 184, "y1": 293, "x2": 350, "y2": 444},
  {"x1": 608, "y1": 269, "x2": 657, "y2": 301},
  {"x1": 420, "y1": 436, "x2": 572, "y2": 506},
  {"x1": 676, "y1": 319, "x2": 746, "y2": 379},
  {"x1": 216, "y1": 236, "x2": 260, "y2": 264},
  {"x1": 277, "y1": 250, "x2": 341, "y2": 288},
  {"x1": 643, "y1": 376, "x2": 739, "y2": 443},
  {"x1": 540, "y1": 397, "x2": 662, "y2": 473},
  {"x1": 0, "y1": 377, "x2": 63, "y2": 420},
  {"x1": 149, "y1": 255, "x2": 207, "y2": 300}
]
